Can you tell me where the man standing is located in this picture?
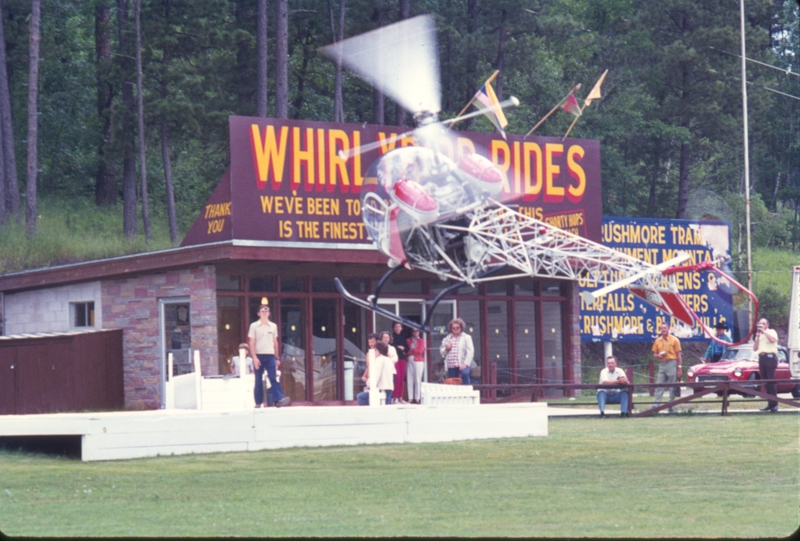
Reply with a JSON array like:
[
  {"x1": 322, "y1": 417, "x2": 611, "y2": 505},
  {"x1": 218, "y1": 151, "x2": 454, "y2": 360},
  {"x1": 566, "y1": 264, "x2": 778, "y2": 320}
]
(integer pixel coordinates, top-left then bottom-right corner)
[
  {"x1": 702, "y1": 322, "x2": 731, "y2": 363},
  {"x1": 248, "y1": 303, "x2": 290, "y2": 408},
  {"x1": 651, "y1": 322, "x2": 682, "y2": 412},
  {"x1": 597, "y1": 356, "x2": 630, "y2": 418},
  {"x1": 753, "y1": 317, "x2": 779, "y2": 412}
]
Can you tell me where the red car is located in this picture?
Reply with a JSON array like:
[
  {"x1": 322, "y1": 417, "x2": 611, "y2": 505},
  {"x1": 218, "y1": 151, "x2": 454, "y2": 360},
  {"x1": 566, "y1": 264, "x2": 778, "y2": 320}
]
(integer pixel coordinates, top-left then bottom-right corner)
[{"x1": 686, "y1": 344, "x2": 800, "y2": 398}]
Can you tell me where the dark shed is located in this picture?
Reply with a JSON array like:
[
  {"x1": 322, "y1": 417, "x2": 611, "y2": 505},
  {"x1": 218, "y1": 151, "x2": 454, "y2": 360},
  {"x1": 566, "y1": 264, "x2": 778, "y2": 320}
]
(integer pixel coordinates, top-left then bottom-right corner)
[{"x1": 0, "y1": 329, "x2": 124, "y2": 415}]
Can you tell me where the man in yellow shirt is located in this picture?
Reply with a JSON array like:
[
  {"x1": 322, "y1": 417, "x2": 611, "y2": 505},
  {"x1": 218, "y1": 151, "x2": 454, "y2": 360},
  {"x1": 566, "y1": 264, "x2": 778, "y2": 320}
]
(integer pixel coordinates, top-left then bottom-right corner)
[{"x1": 651, "y1": 323, "x2": 682, "y2": 412}]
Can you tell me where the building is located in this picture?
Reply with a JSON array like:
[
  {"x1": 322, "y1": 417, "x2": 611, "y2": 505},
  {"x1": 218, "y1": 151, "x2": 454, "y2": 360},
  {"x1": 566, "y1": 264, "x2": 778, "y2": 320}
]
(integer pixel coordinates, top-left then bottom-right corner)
[{"x1": 0, "y1": 117, "x2": 603, "y2": 409}]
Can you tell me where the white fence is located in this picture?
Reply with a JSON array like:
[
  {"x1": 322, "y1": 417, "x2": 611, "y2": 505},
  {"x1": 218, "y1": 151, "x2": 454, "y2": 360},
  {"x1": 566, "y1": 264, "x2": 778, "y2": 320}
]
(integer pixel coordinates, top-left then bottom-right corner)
[
  {"x1": 420, "y1": 382, "x2": 480, "y2": 405},
  {"x1": 165, "y1": 349, "x2": 255, "y2": 411},
  {"x1": 165, "y1": 351, "x2": 481, "y2": 410}
]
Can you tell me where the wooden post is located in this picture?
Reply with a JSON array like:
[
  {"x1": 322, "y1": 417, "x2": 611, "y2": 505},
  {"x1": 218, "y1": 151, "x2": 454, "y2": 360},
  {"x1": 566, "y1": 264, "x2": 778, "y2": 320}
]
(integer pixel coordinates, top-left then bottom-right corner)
[
  {"x1": 193, "y1": 350, "x2": 202, "y2": 410},
  {"x1": 626, "y1": 366, "x2": 634, "y2": 413},
  {"x1": 165, "y1": 353, "x2": 174, "y2": 409}
]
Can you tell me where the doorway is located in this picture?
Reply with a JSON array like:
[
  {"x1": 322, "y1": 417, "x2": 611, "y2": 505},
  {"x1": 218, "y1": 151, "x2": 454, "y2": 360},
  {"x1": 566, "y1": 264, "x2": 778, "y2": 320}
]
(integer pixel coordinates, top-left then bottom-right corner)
[{"x1": 159, "y1": 297, "x2": 191, "y2": 408}]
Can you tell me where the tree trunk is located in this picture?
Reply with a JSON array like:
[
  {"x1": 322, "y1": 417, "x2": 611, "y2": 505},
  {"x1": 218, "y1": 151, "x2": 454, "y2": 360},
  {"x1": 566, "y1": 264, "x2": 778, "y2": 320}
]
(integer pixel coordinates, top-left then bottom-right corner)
[
  {"x1": 256, "y1": 0, "x2": 268, "y2": 117},
  {"x1": 676, "y1": 57, "x2": 692, "y2": 220},
  {"x1": 395, "y1": 0, "x2": 410, "y2": 127},
  {"x1": 462, "y1": 0, "x2": 478, "y2": 130},
  {"x1": 160, "y1": 0, "x2": 177, "y2": 245},
  {"x1": 234, "y1": 0, "x2": 252, "y2": 113},
  {"x1": 118, "y1": 0, "x2": 137, "y2": 239},
  {"x1": 291, "y1": 30, "x2": 312, "y2": 114},
  {"x1": 134, "y1": 0, "x2": 150, "y2": 242},
  {"x1": 646, "y1": 145, "x2": 660, "y2": 216},
  {"x1": 0, "y1": 0, "x2": 19, "y2": 219},
  {"x1": 25, "y1": 0, "x2": 41, "y2": 238},
  {"x1": 275, "y1": 0, "x2": 288, "y2": 118},
  {"x1": 372, "y1": 0, "x2": 384, "y2": 125},
  {"x1": 94, "y1": 1, "x2": 115, "y2": 207},
  {"x1": 161, "y1": 121, "x2": 178, "y2": 245},
  {"x1": 373, "y1": 89, "x2": 384, "y2": 125},
  {"x1": 329, "y1": 0, "x2": 345, "y2": 123}
]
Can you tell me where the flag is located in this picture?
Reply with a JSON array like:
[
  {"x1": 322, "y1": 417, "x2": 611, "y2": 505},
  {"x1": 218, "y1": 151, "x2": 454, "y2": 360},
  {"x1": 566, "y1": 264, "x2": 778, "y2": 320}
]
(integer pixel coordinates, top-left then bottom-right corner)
[
  {"x1": 525, "y1": 82, "x2": 581, "y2": 137},
  {"x1": 584, "y1": 69, "x2": 608, "y2": 108},
  {"x1": 562, "y1": 93, "x2": 582, "y2": 117},
  {"x1": 469, "y1": 71, "x2": 509, "y2": 139}
]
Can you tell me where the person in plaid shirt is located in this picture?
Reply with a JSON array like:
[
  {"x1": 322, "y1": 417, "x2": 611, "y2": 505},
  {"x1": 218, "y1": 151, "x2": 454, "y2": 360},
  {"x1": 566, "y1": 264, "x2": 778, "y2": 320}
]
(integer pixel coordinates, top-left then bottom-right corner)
[{"x1": 439, "y1": 318, "x2": 474, "y2": 384}]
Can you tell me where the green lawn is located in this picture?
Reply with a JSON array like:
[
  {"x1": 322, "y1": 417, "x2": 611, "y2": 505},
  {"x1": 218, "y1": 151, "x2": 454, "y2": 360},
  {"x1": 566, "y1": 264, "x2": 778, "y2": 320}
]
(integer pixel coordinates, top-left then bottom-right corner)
[{"x1": 0, "y1": 415, "x2": 797, "y2": 537}]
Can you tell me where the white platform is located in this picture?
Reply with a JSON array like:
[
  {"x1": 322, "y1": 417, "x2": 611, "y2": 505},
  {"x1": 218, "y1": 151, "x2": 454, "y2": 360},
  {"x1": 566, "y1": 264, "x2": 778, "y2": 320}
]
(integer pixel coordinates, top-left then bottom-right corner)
[{"x1": 0, "y1": 403, "x2": 548, "y2": 462}]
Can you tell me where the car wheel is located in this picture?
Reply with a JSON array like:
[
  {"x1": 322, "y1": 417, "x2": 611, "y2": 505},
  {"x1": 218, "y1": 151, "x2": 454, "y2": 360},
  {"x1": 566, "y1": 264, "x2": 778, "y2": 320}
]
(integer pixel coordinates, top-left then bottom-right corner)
[
  {"x1": 742, "y1": 373, "x2": 759, "y2": 398},
  {"x1": 792, "y1": 384, "x2": 800, "y2": 399}
]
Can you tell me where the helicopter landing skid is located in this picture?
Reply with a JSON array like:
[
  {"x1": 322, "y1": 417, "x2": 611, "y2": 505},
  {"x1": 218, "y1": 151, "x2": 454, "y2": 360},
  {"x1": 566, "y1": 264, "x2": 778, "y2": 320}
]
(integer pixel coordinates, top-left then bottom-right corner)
[{"x1": 334, "y1": 266, "x2": 507, "y2": 334}]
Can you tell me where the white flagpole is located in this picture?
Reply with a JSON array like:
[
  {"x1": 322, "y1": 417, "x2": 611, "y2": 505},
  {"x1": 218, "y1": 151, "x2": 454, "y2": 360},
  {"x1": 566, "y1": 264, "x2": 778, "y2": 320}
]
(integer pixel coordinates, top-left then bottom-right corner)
[{"x1": 740, "y1": 0, "x2": 753, "y2": 327}]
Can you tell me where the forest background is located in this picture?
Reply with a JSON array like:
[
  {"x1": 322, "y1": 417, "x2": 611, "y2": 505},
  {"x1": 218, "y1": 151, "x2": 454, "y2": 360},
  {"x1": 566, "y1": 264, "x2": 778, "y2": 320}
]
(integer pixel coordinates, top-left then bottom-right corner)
[{"x1": 0, "y1": 0, "x2": 796, "y2": 322}]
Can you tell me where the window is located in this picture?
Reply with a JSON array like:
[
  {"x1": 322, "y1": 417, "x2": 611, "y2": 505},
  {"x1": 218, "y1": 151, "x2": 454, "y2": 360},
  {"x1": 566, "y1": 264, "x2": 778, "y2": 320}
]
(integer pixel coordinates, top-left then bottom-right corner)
[
  {"x1": 72, "y1": 301, "x2": 95, "y2": 328},
  {"x1": 216, "y1": 274, "x2": 241, "y2": 291}
]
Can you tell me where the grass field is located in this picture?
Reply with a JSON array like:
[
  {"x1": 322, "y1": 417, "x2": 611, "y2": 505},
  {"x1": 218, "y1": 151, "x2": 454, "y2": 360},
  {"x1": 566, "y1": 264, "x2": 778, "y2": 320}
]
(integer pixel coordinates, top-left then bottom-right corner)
[{"x1": 0, "y1": 414, "x2": 797, "y2": 537}]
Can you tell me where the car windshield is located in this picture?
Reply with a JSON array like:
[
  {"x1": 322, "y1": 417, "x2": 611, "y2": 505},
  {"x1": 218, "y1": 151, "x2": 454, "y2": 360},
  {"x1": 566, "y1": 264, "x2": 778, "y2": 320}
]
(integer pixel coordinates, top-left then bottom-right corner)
[
  {"x1": 721, "y1": 348, "x2": 754, "y2": 361},
  {"x1": 721, "y1": 345, "x2": 787, "y2": 362}
]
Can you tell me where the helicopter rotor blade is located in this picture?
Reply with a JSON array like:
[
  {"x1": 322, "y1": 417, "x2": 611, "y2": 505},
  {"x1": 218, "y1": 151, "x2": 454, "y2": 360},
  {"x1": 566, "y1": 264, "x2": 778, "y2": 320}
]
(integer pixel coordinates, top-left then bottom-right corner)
[
  {"x1": 338, "y1": 128, "x2": 416, "y2": 161},
  {"x1": 320, "y1": 14, "x2": 440, "y2": 115},
  {"x1": 443, "y1": 96, "x2": 520, "y2": 128}
]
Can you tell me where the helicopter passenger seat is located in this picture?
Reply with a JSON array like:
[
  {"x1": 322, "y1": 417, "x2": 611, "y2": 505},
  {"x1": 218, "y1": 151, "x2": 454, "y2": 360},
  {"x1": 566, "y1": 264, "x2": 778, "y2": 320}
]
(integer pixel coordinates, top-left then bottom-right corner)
[
  {"x1": 457, "y1": 152, "x2": 504, "y2": 197},
  {"x1": 390, "y1": 178, "x2": 439, "y2": 223}
]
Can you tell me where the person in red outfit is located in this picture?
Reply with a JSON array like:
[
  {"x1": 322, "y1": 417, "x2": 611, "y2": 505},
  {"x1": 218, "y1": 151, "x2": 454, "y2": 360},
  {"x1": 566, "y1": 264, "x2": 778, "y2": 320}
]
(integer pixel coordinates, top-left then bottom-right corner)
[{"x1": 406, "y1": 328, "x2": 426, "y2": 404}]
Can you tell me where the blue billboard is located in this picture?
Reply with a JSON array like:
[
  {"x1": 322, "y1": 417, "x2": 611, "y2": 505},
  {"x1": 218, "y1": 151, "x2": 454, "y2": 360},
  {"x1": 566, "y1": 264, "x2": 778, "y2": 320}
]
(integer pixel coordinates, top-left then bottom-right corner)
[{"x1": 580, "y1": 216, "x2": 734, "y2": 343}]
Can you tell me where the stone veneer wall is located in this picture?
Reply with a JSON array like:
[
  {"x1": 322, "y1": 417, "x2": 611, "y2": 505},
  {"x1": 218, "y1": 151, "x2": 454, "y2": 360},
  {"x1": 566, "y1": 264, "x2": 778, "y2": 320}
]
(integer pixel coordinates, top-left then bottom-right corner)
[{"x1": 102, "y1": 265, "x2": 218, "y2": 409}]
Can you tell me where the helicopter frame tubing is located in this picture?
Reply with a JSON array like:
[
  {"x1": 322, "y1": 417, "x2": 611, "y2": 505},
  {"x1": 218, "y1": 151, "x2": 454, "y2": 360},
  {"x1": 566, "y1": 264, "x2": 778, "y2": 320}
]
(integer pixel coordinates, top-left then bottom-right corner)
[
  {"x1": 334, "y1": 266, "x2": 507, "y2": 334},
  {"x1": 342, "y1": 198, "x2": 757, "y2": 345}
]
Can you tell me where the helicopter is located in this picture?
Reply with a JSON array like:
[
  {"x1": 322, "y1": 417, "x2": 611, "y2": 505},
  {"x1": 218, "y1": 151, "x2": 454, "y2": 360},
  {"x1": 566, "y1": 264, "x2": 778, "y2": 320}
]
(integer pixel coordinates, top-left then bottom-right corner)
[{"x1": 321, "y1": 15, "x2": 758, "y2": 346}]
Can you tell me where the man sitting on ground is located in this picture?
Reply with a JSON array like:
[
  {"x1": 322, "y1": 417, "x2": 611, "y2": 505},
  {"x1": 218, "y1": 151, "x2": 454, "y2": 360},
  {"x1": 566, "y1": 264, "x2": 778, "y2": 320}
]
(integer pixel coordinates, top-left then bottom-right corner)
[{"x1": 597, "y1": 356, "x2": 630, "y2": 418}]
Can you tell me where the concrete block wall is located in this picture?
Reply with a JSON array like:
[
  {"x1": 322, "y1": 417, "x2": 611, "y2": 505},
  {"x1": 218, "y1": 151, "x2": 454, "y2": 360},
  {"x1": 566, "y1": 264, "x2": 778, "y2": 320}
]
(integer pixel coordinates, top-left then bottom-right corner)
[
  {"x1": 102, "y1": 265, "x2": 218, "y2": 409},
  {"x1": 3, "y1": 281, "x2": 102, "y2": 335}
]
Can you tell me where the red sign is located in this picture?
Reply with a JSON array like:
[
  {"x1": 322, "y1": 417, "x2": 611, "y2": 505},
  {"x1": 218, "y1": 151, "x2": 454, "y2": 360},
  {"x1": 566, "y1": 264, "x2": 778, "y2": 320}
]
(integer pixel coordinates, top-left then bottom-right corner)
[{"x1": 182, "y1": 116, "x2": 603, "y2": 248}]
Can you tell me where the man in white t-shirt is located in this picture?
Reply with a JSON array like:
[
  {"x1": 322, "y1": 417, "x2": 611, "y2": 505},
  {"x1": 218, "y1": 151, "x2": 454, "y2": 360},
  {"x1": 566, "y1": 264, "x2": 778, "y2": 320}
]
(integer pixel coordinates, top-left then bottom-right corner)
[
  {"x1": 597, "y1": 356, "x2": 630, "y2": 418},
  {"x1": 248, "y1": 304, "x2": 290, "y2": 408}
]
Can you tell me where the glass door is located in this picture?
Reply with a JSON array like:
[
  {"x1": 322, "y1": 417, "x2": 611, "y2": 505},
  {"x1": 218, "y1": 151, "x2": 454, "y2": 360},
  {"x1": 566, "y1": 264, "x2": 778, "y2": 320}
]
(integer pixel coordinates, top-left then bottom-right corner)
[
  {"x1": 312, "y1": 298, "x2": 338, "y2": 400},
  {"x1": 280, "y1": 299, "x2": 307, "y2": 401},
  {"x1": 159, "y1": 297, "x2": 191, "y2": 408}
]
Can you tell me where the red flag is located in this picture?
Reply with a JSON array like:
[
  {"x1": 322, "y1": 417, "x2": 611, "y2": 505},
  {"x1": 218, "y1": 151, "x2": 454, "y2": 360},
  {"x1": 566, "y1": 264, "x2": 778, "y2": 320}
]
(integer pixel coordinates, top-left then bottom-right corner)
[{"x1": 562, "y1": 93, "x2": 581, "y2": 117}]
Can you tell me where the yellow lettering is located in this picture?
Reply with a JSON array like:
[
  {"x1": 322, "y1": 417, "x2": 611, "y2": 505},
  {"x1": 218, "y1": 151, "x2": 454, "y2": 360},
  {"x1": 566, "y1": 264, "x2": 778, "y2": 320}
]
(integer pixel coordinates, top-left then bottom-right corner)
[{"x1": 250, "y1": 124, "x2": 289, "y2": 189}]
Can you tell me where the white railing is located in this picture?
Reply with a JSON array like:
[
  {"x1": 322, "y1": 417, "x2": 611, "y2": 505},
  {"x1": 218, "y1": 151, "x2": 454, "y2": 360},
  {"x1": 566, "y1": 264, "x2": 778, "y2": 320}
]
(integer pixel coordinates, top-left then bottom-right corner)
[
  {"x1": 165, "y1": 350, "x2": 203, "y2": 409},
  {"x1": 420, "y1": 382, "x2": 480, "y2": 405}
]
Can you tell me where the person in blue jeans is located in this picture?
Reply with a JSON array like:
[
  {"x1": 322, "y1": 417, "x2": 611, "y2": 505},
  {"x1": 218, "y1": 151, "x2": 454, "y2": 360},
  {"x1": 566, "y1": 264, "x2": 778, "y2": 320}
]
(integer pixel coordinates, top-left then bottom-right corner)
[
  {"x1": 248, "y1": 303, "x2": 290, "y2": 408},
  {"x1": 439, "y1": 318, "x2": 474, "y2": 385},
  {"x1": 596, "y1": 356, "x2": 629, "y2": 418}
]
